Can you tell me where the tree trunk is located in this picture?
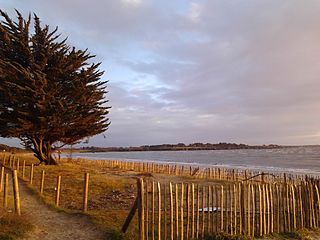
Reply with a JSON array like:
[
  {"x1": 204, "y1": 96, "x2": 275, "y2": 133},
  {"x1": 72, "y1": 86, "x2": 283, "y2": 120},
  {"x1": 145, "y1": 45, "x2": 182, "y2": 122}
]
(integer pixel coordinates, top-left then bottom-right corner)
[{"x1": 32, "y1": 137, "x2": 58, "y2": 165}]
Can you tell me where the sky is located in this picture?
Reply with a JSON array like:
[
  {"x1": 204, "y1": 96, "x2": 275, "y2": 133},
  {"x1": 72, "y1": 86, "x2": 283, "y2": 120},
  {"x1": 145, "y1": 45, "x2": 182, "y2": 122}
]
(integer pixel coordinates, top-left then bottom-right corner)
[{"x1": 0, "y1": 0, "x2": 320, "y2": 147}]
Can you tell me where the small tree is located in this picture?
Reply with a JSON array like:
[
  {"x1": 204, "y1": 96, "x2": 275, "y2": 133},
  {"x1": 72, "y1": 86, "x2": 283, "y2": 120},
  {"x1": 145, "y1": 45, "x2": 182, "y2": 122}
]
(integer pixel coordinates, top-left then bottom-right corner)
[{"x1": 0, "y1": 10, "x2": 110, "y2": 164}]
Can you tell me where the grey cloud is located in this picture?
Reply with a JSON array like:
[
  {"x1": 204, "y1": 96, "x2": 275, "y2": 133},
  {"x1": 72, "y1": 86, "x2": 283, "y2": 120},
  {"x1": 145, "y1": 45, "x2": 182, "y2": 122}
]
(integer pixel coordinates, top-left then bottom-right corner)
[{"x1": 0, "y1": 0, "x2": 320, "y2": 146}]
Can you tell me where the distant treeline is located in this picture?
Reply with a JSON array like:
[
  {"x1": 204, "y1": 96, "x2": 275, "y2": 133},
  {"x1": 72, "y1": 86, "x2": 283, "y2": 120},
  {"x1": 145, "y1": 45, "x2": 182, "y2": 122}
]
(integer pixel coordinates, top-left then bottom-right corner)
[{"x1": 75, "y1": 142, "x2": 283, "y2": 152}]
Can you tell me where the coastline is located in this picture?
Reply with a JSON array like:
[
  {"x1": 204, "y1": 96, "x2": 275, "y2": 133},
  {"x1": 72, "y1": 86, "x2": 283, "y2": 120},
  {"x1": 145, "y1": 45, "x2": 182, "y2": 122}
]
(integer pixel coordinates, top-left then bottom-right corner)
[{"x1": 62, "y1": 146, "x2": 320, "y2": 177}]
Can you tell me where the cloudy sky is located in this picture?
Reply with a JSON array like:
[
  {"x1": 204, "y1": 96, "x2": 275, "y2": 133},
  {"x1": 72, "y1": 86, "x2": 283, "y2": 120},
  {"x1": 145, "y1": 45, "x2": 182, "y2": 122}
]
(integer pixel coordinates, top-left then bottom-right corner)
[{"x1": 1, "y1": 0, "x2": 320, "y2": 147}]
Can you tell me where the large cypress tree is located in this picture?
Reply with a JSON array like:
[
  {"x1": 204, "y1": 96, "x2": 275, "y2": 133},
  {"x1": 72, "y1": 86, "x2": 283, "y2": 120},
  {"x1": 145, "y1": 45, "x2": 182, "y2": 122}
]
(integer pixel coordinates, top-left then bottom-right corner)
[{"x1": 0, "y1": 10, "x2": 110, "y2": 164}]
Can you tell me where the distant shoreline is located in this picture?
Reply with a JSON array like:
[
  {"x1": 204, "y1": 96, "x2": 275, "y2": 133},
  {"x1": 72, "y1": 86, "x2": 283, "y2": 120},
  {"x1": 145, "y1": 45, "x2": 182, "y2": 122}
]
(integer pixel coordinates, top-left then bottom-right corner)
[
  {"x1": 61, "y1": 153, "x2": 320, "y2": 177},
  {"x1": 61, "y1": 145, "x2": 320, "y2": 176},
  {"x1": 65, "y1": 142, "x2": 291, "y2": 153}
]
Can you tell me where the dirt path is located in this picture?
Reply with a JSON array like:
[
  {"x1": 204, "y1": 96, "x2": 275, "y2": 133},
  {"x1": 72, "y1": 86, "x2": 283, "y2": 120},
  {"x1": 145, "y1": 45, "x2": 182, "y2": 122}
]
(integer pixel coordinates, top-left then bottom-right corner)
[{"x1": 17, "y1": 180, "x2": 106, "y2": 240}]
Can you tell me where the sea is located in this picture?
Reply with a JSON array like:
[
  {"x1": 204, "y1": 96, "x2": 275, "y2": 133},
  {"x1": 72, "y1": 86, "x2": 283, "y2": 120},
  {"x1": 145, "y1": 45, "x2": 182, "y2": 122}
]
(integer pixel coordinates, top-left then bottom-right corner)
[{"x1": 62, "y1": 146, "x2": 320, "y2": 176}]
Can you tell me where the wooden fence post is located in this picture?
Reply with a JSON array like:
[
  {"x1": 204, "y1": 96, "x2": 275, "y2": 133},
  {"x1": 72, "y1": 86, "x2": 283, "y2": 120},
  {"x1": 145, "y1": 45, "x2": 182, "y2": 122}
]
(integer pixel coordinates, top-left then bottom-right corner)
[
  {"x1": 12, "y1": 170, "x2": 21, "y2": 215},
  {"x1": 234, "y1": 184, "x2": 237, "y2": 235},
  {"x1": 221, "y1": 185, "x2": 224, "y2": 232},
  {"x1": 239, "y1": 182, "x2": 243, "y2": 235},
  {"x1": 225, "y1": 185, "x2": 229, "y2": 235},
  {"x1": 170, "y1": 182, "x2": 174, "y2": 240},
  {"x1": 247, "y1": 183, "x2": 251, "y2": 237},
  {"x1": 292, "y1": 184, "x2": 297, "y2": 230},
  {"x1": 276, "y1": 184, "x2": 280, "y2": 233},
  {"x1": 9, "y1": 156, "x2": 12, "y2": 168},
  {"x1": 121, "y1": 198, "x2": 138, "y2": 234},
  {"x1": 164, "y1": 183, "x2": 167, "y2": 240},
  {"x1": 3, "y1": 173, "x2": 8, "y2": 208},
  {"x1": 315, "y1": 184, "x2": 320, "y2": 229},
  {"x1": 180, "y1": 183, "x2": 184, "y2": 240},
  {"x1": 201, "y1": 185, "x2": 205, "y2": 238},
  {"x1": 306, "y1": 181, "x2": 311, "y2": 228},
  {"x1": 186, "y1": 184, "x2": 190, "y2": 240},
  {"x1": 16, "y1": 158, "x2": 20, "y2": 172},
  {"x1": 215, "y1": 185, "x2": 218, "y2": 233},
  {"x1": 29, "y1": 164, "x2": 34, "y2": 184},
  {"x1": 251, "y1": 184, "x2": 255, "y2": 238},
  {"x1": 175, "y1": 183, "x2": 179, "y2": 240},
  {"x1": 152, "y1": 181, "x2": 155, "y2": 240},
  {"x1": 196, "y1": 185, "x2": 200, "y2": 239},
  {"x1": 145, "y1": 182, "x2": 149, "y2": 240},
  {"x1": 0, "y1": 166, "x2": 4, "y2": 192},
  {"x1": 263, "y1": 184, "x2": 267, "y2": 235},
  {"x1": 266, "y1": 183, "x2": 270, "y2": 234},
  {"x1": 22, "y1": 160, "x2": 26, "y2": 179},
  {"x1": 55, "y1": 175, "x2": 61, "y2": 206},
  {"x1": 283, "y1": 183, "x2": 288, "y2": 232},
  {"x1": 211, "y1": 185, "x2": 214, "y2": 234},
  {"x1": 40, "y1": 170, "x2": 45, "y2": 195},
  {"x1": 208, "y1": 185, "x2": 211, "y2": 234},
  {"x1": 137, "y1": 178, "x2": 145, "y2": 240},
  {"x1": 83, "y1": 173, "x2": 89, "y2": 212},
  {"x1": 299, "y1": 184, "x2": 304, "y2": 229},
  {"x1": 191, "y1": 183, "x2": 195, "y2": 240},
  {"x1": 158, "y1": 182, "x2": 161, "y2": 240},
  {"x1": 258, "y1": 184, "x2": 263, "y2": 236},
  {"x1": 270, "y1": 184, "x2": 274, "y2": 233},
  {"x1": 241, "y1": 183, "x2": 246, "y2": 235},
  {"x1": 286, "y1": 184, "x2": 291, "y2": 231},
  {"x1": 310, "y1": 182, "x2": 316, "y2": 228}
]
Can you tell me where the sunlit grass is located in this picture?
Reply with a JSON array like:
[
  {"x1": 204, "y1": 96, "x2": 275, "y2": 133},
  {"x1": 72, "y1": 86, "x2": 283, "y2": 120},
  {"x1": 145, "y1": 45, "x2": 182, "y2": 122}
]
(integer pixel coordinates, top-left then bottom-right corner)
[{"x1": 13, "y1": 153, "x2": 139, "y2": 239}]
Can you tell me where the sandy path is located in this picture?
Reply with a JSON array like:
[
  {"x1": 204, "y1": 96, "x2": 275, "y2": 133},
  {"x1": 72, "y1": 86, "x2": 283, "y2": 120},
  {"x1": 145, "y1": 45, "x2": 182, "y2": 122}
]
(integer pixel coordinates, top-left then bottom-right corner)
[{"x1": 17, "y1": 180, "x2": 106, "y2": 240}]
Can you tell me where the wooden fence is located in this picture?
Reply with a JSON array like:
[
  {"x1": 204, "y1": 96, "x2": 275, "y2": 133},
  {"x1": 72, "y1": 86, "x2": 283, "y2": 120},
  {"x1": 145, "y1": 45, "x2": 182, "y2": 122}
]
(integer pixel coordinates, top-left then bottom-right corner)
[
  {"x1": 2, "y1": 153, "x2": 319, "y2": 185},
  {"x1": 135, "y1": 178, "x2": 320, "y2": 239},
  {"x1": 74, "y1": 158, "x2": 318, "y2": 185},
  {"x1": 0, "y1": 154, "x2": 90, "y2": 212},
  {"x1": 1, "y1": 153, "x2": 320, "y2": 239},
  {"x1": 0, "y1": 165, "x2": 22, "y2": 215}
]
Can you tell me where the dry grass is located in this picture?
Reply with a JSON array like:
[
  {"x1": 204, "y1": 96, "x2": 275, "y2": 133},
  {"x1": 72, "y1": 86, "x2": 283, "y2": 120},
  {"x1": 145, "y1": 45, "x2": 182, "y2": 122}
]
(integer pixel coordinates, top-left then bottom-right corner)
[
  {"x1": 0, "y1": 209, "x2": 33, "y2": 240},
  {"x1": 13, "y1": 154, "x2": 141, "y2": 239},
  {"x1": 4, "y1": 153, "x2": 320, "y2": 240}
]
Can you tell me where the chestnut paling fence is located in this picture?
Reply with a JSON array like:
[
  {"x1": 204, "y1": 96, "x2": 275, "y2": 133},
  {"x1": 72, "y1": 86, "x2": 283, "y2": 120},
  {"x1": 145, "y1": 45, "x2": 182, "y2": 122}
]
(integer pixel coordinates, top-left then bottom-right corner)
[
  {"x1": 1, "y1": 153, "x2": 320, "y2": 239},
  {"x1": 134, "y1": 178, "x2": 320, "y2": 239},
  {"x1": 74, "y1": 158, "x2": 319, "y2": 185},
  {"x1": 2, "y1": 153, "x2": 320, "y2": 186}
]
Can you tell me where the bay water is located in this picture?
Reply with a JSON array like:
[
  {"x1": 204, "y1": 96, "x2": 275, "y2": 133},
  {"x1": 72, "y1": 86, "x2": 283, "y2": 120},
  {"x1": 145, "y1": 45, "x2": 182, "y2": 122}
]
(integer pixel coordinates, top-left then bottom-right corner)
[{"x1": 63, "y1": 146, "x2": 320, "y2": 176}]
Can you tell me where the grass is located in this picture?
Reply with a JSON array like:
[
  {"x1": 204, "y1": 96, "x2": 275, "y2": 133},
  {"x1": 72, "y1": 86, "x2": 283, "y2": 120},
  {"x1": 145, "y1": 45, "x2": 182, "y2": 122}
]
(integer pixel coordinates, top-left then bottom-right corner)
[
  {"x1": 203, "y1": 229, "x2": 320, "y2": 240},
  {"x1": 12, "y1": 154, "x2": 230, "y2": 239},
  {"x1": 257, "y1": 229, "x2": 320, "y2": 240},
  {"x1": 13, "y1": 154, "x2": 141, "y2": 239},
  {"x1": 3, "y1": 153, "x2": 320, "y2": 240},
  {"x1": 204, "y1": 233, "x2": 247, "y2": 240},
  {"x1": 0, "y1": 209, "x2": 33, "y2": 240}
]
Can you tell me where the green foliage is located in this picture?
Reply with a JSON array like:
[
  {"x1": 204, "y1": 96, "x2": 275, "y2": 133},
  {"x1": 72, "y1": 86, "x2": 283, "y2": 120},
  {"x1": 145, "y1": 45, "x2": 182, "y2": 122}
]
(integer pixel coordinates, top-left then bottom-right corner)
[{"x1": 0, "y1": 10, "x2": 110, "y2": 164}]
